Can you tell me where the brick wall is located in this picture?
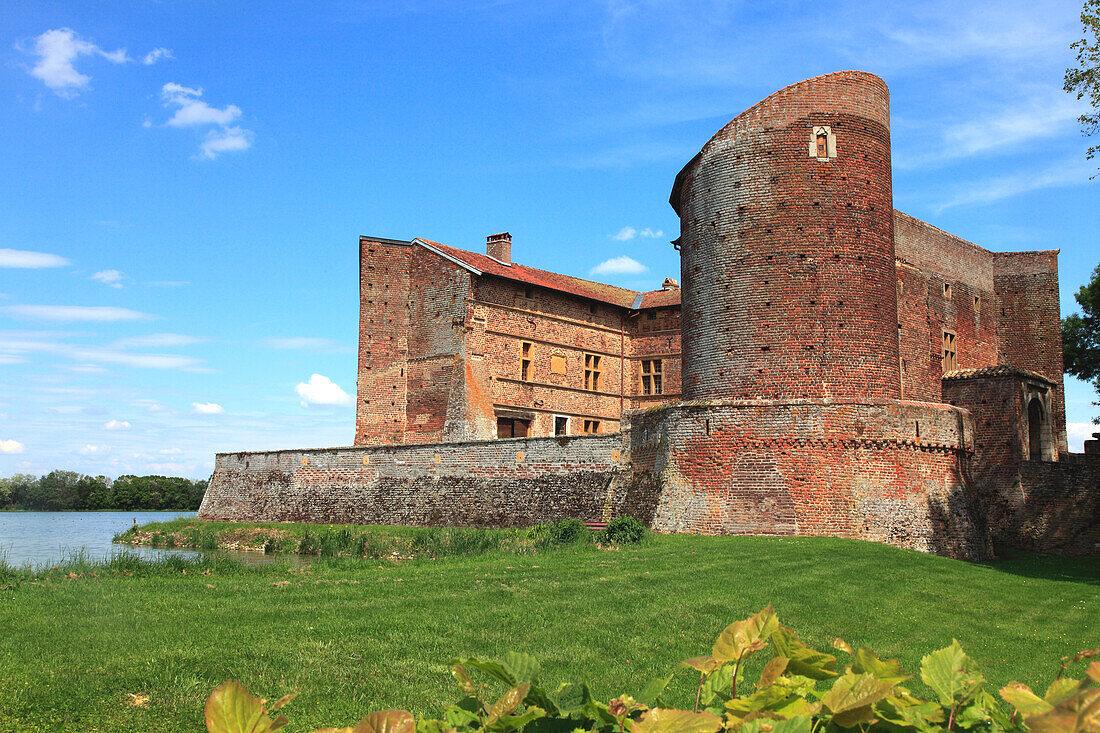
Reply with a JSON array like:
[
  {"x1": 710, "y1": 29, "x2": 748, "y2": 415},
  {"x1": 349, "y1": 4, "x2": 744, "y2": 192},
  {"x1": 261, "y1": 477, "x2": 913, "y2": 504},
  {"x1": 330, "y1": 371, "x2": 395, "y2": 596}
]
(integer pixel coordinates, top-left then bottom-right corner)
[
  {"x1": 626, "y1": 399, "x2": 991, "y2": 560},
  {"x1": 198, "y1": 434, "x2": 644, "y2": 527},
  {"x1": 674, "y1": 71, "x2": 901, "y2": 402},
  {"x1": 993, "y1": 251, "x2": 1067, "y2": 452},
  {"x1": 355, "y1": 238, "x2": 412, "y2": 446}
]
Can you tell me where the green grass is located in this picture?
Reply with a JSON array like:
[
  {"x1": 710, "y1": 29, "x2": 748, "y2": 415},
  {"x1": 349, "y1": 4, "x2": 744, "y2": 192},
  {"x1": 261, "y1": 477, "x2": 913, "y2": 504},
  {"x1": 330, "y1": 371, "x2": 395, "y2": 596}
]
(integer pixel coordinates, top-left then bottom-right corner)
[{"x1": 0, "y1": 535, "x2": 1096, "y2": 732}]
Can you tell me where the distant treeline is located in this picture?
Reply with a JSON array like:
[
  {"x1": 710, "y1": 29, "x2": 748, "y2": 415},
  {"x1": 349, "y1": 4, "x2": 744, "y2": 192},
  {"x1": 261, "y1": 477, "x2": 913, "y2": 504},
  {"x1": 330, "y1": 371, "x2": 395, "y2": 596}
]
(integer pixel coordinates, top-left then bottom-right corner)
[{"x1": 0, "y1": 471, "x2": 207, "y2": 511}]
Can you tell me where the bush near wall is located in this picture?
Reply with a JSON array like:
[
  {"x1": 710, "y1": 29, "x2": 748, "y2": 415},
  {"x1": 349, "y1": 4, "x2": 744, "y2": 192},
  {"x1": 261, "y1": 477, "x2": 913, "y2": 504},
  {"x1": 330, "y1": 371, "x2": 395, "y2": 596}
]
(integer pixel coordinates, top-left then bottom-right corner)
[{"x1": 205, "y1": 607, "x2": 1099, "y2": 733}]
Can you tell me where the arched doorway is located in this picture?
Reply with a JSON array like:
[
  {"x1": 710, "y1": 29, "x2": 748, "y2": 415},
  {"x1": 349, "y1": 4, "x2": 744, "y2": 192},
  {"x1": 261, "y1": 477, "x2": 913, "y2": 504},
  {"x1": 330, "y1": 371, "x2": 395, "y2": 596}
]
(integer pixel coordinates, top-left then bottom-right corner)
[{"x1": 1028, "y1": 398, "x2": 1045, "y2": 461}]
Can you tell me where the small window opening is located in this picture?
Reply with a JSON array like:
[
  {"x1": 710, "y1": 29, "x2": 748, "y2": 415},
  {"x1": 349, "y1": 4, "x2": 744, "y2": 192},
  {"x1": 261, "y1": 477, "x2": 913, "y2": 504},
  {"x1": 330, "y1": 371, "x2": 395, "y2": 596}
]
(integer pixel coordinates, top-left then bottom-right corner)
[
  {"x1": 583, "y1": 419, "x2": 600, "y2": 434},
  {"x1": 1027, "y1": 397, "x2": 1051, "y2": 461},
  {"x1": 497, "y1": 417, "x2": 530, "y2": 439},
  {"x1": 816, "y1": 133, "x2": 827, "y2": 157},
  {"x1": 584, "y1": 353, "x2": 602, "y2": 391},
  {"x1": 974, "y1": 295, "x2": 980, "y2": 311},
  {"x1": 520, "y1": 341, "x2": 532, "y2": 381},
  {"x1": 943, "y1": 282, "x2": 953, "y2": 298},
  {"x1": 941, "y1": 331, "x2": 957, "y2": 373},
  {"x1": 554, "y1": 416, "x2": 569, "y2": 436},
  {"x1": 641, "y1": 359, "x2": 663, "y2": 395},
  {"x1": 589, "y1": 302, "x2": 598, "y2": 314},
  {"x1": 524, "y1": 286, "x2": 533, "y2": 299}
]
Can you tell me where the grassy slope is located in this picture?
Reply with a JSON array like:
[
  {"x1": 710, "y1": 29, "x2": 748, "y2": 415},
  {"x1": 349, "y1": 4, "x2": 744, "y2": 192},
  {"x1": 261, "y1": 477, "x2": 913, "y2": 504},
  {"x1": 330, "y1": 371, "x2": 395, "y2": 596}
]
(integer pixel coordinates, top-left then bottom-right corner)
[{"x1": 0, "y1": 535, "x2": 1097, "y2": 732}]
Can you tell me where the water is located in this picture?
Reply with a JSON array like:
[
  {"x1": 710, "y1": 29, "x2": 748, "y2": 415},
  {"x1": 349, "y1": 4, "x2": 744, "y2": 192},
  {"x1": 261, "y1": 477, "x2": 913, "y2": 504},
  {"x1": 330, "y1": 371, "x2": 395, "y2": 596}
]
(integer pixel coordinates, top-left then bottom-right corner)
[{"x1": 0, "y1": 511, "x2": 197, "y2": 567}]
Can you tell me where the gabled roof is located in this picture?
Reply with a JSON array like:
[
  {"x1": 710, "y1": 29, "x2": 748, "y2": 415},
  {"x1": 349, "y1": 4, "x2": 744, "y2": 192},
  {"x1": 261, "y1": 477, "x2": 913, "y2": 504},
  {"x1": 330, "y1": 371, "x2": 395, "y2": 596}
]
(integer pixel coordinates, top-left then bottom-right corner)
[{"x1": 414, "y1": 238, "x2": 681, "y2": 310}]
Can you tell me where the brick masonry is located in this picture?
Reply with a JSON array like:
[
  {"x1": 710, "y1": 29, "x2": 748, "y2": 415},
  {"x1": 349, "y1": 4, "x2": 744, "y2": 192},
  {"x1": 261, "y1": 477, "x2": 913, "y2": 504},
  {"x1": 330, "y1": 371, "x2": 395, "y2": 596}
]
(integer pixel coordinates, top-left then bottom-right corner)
[{"x1": 202, "y1": 71, "x2": 1097, "y2": 560}]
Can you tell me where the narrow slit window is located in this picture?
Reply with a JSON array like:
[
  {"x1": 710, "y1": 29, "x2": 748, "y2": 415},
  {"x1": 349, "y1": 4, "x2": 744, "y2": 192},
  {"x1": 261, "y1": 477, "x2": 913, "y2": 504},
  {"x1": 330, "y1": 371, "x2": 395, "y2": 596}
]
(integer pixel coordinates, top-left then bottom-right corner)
[
  {"x1": 816, "y1": 132, "x2": 827, "y2": 157},
  {"x1": 641, "y1": 359, "x2": 663, "y2": 395},
  {"x1": 943, "y1": 282, "x2": 953, "y2": 298},
  {"x1": 520, "y1": 341, "x2": 532, "y2": 381},
  {"x1": 584, "y1": 353, "x2": 602, "y2": 391},
  {"x1": 942, "y1": 331, "x2": 957, "y2": 373}
]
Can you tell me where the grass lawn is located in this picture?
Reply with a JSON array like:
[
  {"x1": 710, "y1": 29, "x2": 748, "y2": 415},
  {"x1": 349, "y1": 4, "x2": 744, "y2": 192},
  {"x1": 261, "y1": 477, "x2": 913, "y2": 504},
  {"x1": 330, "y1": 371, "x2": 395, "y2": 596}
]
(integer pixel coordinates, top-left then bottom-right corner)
[{"x1": 0, "y1": 534, "x2": 1097, "y2": 732}]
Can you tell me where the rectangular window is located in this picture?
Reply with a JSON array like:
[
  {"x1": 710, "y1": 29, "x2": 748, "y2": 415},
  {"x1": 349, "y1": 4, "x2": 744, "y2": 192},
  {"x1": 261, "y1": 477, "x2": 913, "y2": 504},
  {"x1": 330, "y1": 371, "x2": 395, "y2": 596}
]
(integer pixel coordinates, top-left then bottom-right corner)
[
  {"x1": 497, "y1": 417, "x2": 530, "y2": 438},
  {"x1": 942, "y1": 331, "x2": 957, "y2": 373},
  {"x1": 520, "y1": 341, "x2": 532, "y2": 381},
  {"x1": 554, "y1": 416, "x2": 569, "y2": 435},
  {"x1": 641, "y1": 359, "x2": 663, "y2": 395},
  {"x1": 943, "y1": 282, "x2": 953, "y2": 298},
  {"x1": 584, "y1": 353, "x2": 602, "y2": 391},
  {"x1": 583, "y1": 419, "x2": 600, "y2": 434},
  {"x1": 550, "y1": 354, "x2": 567, "y2": 375}
]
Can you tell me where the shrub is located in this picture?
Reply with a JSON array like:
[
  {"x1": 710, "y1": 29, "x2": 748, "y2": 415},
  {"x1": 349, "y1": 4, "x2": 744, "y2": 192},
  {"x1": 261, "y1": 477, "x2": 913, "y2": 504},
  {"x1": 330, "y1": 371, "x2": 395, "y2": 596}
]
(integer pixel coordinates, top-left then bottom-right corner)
[
  {"x1": 203, "y1": 606, "x2": 1100, "y2": 733},
  {"x1": 549, "y1": 518, "x2": 587, "y2": 545},
  {"x1": 297, "y1": 532, "x2": 319, "y2": 556},
  {"x1": 262, "y1": 536, "x2": 277, "y2": 555},
  {"x1": 604, "y1": 516, "x2": 646, "y2": 544}
]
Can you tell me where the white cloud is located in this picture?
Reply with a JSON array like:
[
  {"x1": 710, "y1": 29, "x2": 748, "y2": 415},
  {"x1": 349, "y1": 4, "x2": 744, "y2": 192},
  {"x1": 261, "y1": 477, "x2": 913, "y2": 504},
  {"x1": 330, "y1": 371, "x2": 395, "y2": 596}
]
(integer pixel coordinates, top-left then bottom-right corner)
[
  {"x1": 24, "y1": 28, "x2": 129, "y2": 97},
  {"x1": 0, "y1": 248, "x2": 71, "y2": 268},
  {"x1": 0, "y1": 439, "x2": 24, "y2": 454},
  {"x1": 91, "y1": 269, "x2": 125, "y2": 288},
  {"x1": 200, "y1": 126, "x2": 253, "y2": 159},
  {"x1": 590, "y1": 255, "x2": 649, "y2": 276},
  {"x1": 942, "y1": 96, "x2": 1087, "y2": 159},
  {"x1": 610, "y1": 226, "x2": 664, "y2": 241},
  {"x1": 1067, "y1": 422, "x2": 1098, "y2": 453},
  {"x1": 192, "y1": 402, "x2": 225, "y2": 415},
  {"x1": 1, "y1": 305, "x2": 150, "y2": 322},
  {"x1": 935, "y1": 158, "x2": 1095, "y2": 212},
  {"x1": 158, "y1": 83, "x2": 254, "y2": 159},
  {"x1": 104, "y1": 419, "x2": 131, "y2": 430},
  {"x1": 79, "y1": 444, "x2": 107, "y2": 455},
  {"x1": 0, "y1": 331, "x2": 205, "y2": 371},
  {"x1": 161, "y1": 83, "x2": 242, "y2": 127},
  {"x1": 142, "y1": 47, "x2": 173, "y2": 65},
  {"x1": 295, "y1": 374, "x2": 352, "y2": 407}
]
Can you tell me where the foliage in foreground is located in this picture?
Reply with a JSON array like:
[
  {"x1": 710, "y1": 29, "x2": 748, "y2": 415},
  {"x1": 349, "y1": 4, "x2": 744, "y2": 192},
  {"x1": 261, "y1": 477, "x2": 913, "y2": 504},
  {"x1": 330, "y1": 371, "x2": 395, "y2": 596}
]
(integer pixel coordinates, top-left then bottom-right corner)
[{"x1": 205, "y1": 607, "x2": 1100, "y2": 733}]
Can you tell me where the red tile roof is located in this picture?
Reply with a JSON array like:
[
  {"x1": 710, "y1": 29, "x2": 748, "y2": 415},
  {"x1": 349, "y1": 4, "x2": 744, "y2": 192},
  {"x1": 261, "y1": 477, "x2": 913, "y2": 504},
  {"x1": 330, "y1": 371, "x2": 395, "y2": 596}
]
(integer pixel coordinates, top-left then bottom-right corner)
[{"x1": 416, "y1": 238, "x2": 681, "y2": 310}]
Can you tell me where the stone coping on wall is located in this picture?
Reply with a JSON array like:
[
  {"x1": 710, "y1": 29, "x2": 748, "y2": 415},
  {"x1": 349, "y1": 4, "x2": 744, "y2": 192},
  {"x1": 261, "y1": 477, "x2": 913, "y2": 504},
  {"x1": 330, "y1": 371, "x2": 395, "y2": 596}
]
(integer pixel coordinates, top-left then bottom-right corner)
[{"x1": 942, "y1": 365, "x2": 1055, "y2": 384}]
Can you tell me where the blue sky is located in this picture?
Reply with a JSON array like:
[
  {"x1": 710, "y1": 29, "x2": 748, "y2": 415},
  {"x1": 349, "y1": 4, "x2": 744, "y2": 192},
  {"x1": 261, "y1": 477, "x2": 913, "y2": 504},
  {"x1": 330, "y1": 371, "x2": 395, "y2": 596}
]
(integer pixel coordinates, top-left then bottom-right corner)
[{"x1": 2, "y1": 0, "x2": 1098, "y2": 479}]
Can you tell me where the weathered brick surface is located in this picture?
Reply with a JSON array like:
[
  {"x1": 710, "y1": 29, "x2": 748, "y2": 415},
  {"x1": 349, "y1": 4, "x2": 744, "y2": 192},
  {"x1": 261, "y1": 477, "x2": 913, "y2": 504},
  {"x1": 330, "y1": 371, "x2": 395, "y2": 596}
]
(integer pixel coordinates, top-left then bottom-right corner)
[
  {"x1": 673, "y1": 71, "x2": 900, "y2": 401},
  {"x1": 198, "y1": 434, "x2": 648, "y2": 527},
  {"x1": 626, "y1": 400, "x2": 991, "y2": 560}
]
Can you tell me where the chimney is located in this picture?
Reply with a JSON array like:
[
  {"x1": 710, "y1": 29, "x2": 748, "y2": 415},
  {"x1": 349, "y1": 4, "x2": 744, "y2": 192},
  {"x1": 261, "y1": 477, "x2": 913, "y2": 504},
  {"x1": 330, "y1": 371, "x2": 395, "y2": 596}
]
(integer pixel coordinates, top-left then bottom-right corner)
[{"x1": 487, "y1": 232, "x2": 512, "y2": 264}]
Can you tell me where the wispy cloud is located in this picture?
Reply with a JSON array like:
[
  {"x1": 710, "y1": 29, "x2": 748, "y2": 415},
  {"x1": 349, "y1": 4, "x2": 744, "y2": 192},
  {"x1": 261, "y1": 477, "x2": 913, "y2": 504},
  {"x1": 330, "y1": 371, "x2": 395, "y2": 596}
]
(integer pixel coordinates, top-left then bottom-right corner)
[
  {"x1": 935, "y1": 157, "x2": 1095, "y2": 212},
  {"x1": 610, "y1": 226, "x2": 663, "y2": 242},
  {"x1": 158, "y1": 83, "x2": 254, "y2": 159},
  {"x1": 0, "y1": 248, "x2": 70, "y2": 268},
  {"x1": 590, "y1": 255, "x2": 648, "y2": 276},
  {"x1": 0, "y1": 439, "x2": 24, "y2": 454},
  {"x1": 112, "y1": 333, "x2": 202, "y2": 349},
  {"x1": 22, "y1": 28, "x2": 129, "y2": 97},
  {"x1": 91, "y1": 269, "x2": 125, "y2": 288},
  {"x1": 0, "y1": 330, "x2": 206, "y2": 371},
  {"x1": 261, "y1": 337, "x2": 353, "y2": 353},
  {"x1": 1, "y1": 305, "x2": 151, "y2": 322},
  {"x1": 142, "y1": 47, "x2": 173, "y2": 65},
  {"x1": 295, "y1": 374, "x2": 351, "y2": 407},
  {"x1": 192, "y1": 402, "x2": 225, "y2": 415},
  {"x1": 104, "y1": 419, "x2": 131, "y2": 430}
]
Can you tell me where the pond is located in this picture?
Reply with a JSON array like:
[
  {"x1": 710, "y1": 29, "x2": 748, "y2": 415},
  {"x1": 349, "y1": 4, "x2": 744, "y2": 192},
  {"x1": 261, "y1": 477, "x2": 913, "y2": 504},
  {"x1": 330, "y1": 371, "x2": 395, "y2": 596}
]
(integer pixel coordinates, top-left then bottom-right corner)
[{"x1": 0, "y1": 511, "x2": 198, "y2": 567}]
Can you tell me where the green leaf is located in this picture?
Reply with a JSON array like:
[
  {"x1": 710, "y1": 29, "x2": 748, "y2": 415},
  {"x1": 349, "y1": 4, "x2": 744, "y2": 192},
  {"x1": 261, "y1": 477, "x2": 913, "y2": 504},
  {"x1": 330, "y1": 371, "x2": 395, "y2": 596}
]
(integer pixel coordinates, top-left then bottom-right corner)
[
  {"x1": 637, "y1": 675, "x2": 674, "y2": 708},
  {"x1": 682, "y1": 655, "x2": 721, "y2": 674},
  {"x1": 875, "y1": 699, "x2": 944, "y2": 733},
  {"x1": 523, "y1": 684, "x2": 560, "y2": 717},
  {"x1": 554, "y1": 682, "x2": 589, "y2": 715},
  {"x1": 919, "y1": 640, "x2": 985, "y2": 708},
  {"x1": 501, "y1": 652, "x2": 540, "y2": 684},
  {"x1": 205, "y1": 680, "x2": 289, "y2": 733},
  {"x1": 738, "y1": 715, "x2": 813, "y2": 733},
  {"x1": 452, "y1": 657, "x2": 516, "y2": 686},
  {"x1": 441, "y1": 704, "x2": 480, "y2": 730},
  {"x1": 349, "y1": 711, "x2": 417, "y2": 733},
  {"x1": 1001, "y1": 683, "x2": 1054, "y2": 716},
  {"x1": 1089, "y1": 662, "x2": 1100, "y2": 684},
  {"x1": 820, "y1": 672, "x2": 896, "y2": 725},
  {"x1": 632, "y1": 708, "x2": 723, "y2": 733},
  {"x1": 758, "y1": 657, "x2": 790, "y2": 690},
  {"x1": 452, "y1": 664, "x2": 477, "y2": 695},
  {"x1": 1025, "y1": 687, "x2": 1100, "y2": 733},
  {"x1": 486, "y1": 706, "x2": 546, "y2": 733},
  {"x1": 713, "y1": 607, "x2": 780, "y2": 664},
  {"x1": 771, "y1": 627, "x2": 838, "y2": 680},
  {"x1": 851, "y1": 648, "x2": 910, "y2": 685},
  {"x1": 1047, "y1": 678, "x2": 1084, "y2": 706},
  {"x1": 701, "y1": 663, "x2": 736, "y2": 705},
  {"x1": 954, "y1": 701, "x2": 993, "y2": 729},
  {"x1": 725, "y1": 685, "x2": 798, "y2": 715}
]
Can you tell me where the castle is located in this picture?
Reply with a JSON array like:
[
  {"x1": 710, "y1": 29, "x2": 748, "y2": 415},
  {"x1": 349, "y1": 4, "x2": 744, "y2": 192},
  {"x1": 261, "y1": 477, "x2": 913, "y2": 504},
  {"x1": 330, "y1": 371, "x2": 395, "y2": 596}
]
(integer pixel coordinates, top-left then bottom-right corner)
[{"x1": 198, "y1": 71, "x2": 1099, "y2": 559}]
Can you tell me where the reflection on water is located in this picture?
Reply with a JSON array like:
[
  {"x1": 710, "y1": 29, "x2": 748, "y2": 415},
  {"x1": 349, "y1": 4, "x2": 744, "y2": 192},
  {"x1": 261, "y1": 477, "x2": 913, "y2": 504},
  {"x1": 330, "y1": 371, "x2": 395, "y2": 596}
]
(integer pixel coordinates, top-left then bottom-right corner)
[{"x1": 0, "y1": 511, "x2": 314, "y2": 568}]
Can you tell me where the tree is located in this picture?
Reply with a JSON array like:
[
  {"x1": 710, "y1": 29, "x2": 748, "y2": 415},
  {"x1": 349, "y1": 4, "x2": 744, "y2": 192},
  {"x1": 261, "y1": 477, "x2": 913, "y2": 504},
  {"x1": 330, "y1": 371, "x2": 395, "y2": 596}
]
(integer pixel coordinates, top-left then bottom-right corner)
[
  {"x1": 1063, "y1": 263, "x2": 1100, "y2": 434},
  {"x1": 1066, "y1": 0, "x2": 1100, "y2": 166}
]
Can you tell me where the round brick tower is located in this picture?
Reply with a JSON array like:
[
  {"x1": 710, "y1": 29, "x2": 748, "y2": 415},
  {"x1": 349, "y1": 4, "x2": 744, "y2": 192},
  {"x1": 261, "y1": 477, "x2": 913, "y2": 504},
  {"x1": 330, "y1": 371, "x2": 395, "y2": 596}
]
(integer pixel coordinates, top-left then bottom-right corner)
[{"x1": 671, "y1": 71, "x2": 901, "y2": 402}]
